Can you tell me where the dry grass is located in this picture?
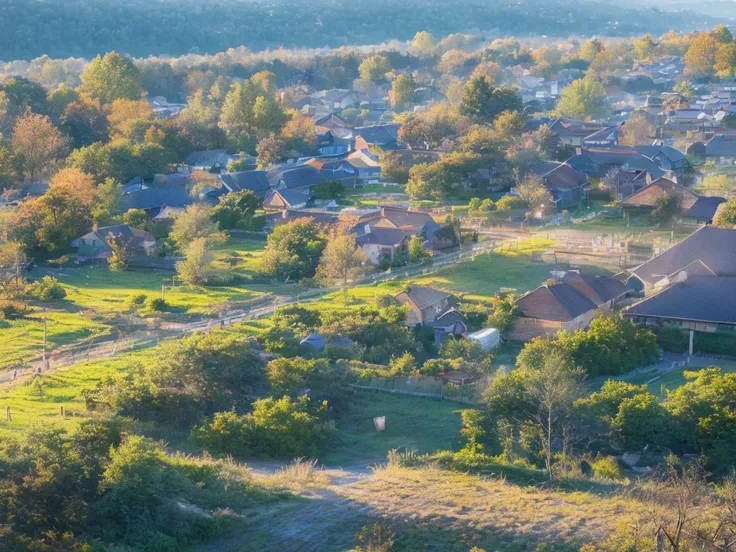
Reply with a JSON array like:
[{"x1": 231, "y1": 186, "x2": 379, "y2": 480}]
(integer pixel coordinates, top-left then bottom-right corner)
[{"x1": 260, "y1": 458, "x2": 331, "y2": 492}]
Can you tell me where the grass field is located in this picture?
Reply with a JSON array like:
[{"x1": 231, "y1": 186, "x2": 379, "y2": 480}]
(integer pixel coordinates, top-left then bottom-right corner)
[
  {"x1": 649, "y1": 359, "x2": 736, "y2": 396},
  {"x1": 323, "y1": 391, "x2": 466, "y2": 465}
]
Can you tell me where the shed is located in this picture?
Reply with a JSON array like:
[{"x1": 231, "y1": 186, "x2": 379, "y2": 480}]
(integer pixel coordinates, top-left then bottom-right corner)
[
  {"x1": 299, "y1": 333, "x2": 325, "y2": 353},
  {"x1": 467, "y1": 328, "x2": 501, "y2": 351}
]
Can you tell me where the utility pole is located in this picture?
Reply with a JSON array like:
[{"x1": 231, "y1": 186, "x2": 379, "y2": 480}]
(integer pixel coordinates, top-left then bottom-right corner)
[
  {"x1": 42, "y1": 308, "x2": 48, "y2": 372},
  {"x1": 161, "y1": 284, "x2": 165, "y2": 300}
]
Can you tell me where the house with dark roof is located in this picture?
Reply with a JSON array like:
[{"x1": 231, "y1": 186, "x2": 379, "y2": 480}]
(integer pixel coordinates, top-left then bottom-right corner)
[
  {"x1": 355, "y1": 206, "x2": 447, "y2": 249},
  {"x1": 219, "y1": 170, "x2": 272, "y2": 199},
  {"x1": 566, "y1": 147, "x2": 665, "y2": 179},
  {"x1": 505, "y1": 281, "x2": 600, "y2": 341},
  {"x1": 530, "y1": 161, "x2": 589, "y2": 210},
  {"x1": 185, "y1": 150, "x2": 236, "y2": 172},
  {"x1": 354, "y1": 224, "x2": 408, "y2": 265},
  {"x1": 625, "y1": 276, "x2": 736, "y2": 339},
  {"x1": 264, "y1": 209, "x2": 342, "y2": 229},
  {"x1": 681, "y1": 196, "x2": 727, "y2": 225},
  {"x1": 71, "y1": 225, "x2": 156, "y2": 264},
  {"x1": 353, "y1": 124, "x2": 400, "y2": 150},
  {"x1": 121, "y1": 184, "x2": 192, "y2": 216},
  {"x1": 561, "y1": 270, "x2": 629, "y2": 310},
  {"x1": 634, "y1": 145, "x2": 691, "y2": 174},
  {"x1": 704, "y1": 134, "x2": 736, "y2": 164},
  {"x1": 262, "y1": 189, "x2": 310, "y2": 210},
  {"x1": 627, "y1": 226, "x2": 736, "y2": 292},
  {"x1": 548, "y1": 119, "x2": 617, "y2": 147},
  {"x1": 267, "y1": 165, "x2": 326, "y2": 190}
]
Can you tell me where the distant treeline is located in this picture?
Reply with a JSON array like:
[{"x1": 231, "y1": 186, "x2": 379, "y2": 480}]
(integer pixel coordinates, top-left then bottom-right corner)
[{"x1": 0, "y1": 0, "x2": 715, "y2": 61}]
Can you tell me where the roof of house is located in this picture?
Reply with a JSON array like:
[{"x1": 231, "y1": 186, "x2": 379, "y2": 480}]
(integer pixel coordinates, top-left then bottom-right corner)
[
  {"x1": 267, "y1": 165, "x2": 325, "y2": 189},
  {"x1": 355, "y1": 226, "x2": 407, "y2": 247},
  {"x1": 705, "y1": 135, "x2": 736, "y2": 157},
  {"x1": 73, "y1": 224, "x2": 154, "y2": 249},
  {"x1": 682, "y1": 196, "x2": 727, "y2": 221},
  {"x1": 634, "y1": 145, "x2": 687, "y2": 164},
  {"x1": 400, "y1": 286, "x2": 454, "y2": 310},
  {"x1": 432, "y1": 308, "x2": 468, "y2": 328},
  {"x1": 582, "y1": 126, "x2": 619, "y2": 143},
  {"x1": 626, "y1": 276, "x2": 736, "y2": 325},
  {"x1": 300, "y1": 332, "x2": 325, "y2": 350},
  {"x1": 353, "y1": 124, "x2": 400, "y2": 145},
  {"x1": 185, "y1": 149, "x2": 230, "y2": 167},
  {"x1": 266, "y1": 209, "x2": 341, "y2": 227},
  {"x1": 566, "y1": 147, "x2": 665, "y2": 178},
  {"x1": 264, "y1": 189, "x2": 310, "y2": 207},
  {"x1": 561, "y1": 271, "x2": 628, "y2": 306},
  {"x1": 548, "y1": 119, "x2": 610, "y2": 138},
  {"x1": 516, "y1": 283, "x2": 598, "y2": 322},
  {"x1": 630, "y1": 226, "x2": 736, "y2": 285},
  {"x1": 314, "y1": 113, "x2": 349, "y2": 128},
  {"x1": 122, "y1": 185, "x2": 192, "y2": 211},
  {"x1": 219, "y1": 171, "x2": 272, "y2": 198},
  {"x1": 531, "y1": 161, "x2": 588, "y2": 190},
  {"x1": 620, "y1": 177, "x2": 698, "y2": 209},
  {"x1": 358, "y1": 206, "x2": 435, "y2": 231}
]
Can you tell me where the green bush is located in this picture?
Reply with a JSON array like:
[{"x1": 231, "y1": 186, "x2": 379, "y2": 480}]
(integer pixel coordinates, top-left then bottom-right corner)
[
  {"x1": 589, "y1": 455, "x2": 623, "y2": 481},
  {"x1": 655, "y1": 325, "x2": 689, "y2": 353},
  {"x1": 145, "y1": 296, "x2": 168, "y2": 312},
  {"x1": 125, "y1": 292, "x2": 147, "y2": 310},
  {"x1": 192, "y1": 396, "x2": 331, "y2": 459},
  {"x1": 29, "y1": 276, "x2": 66, "y2": 302},
  {"x1": 0, "y1": 300, "x2": 29, "y2": 319}
]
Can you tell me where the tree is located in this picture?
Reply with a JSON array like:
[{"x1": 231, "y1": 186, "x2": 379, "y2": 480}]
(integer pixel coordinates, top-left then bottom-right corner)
[
  {"x1": 651, "y1": 193, "x2": 681, "y2": 224},
  {"x1": 280, "y1": 114, "x2": 318, "y2": 153},
  {"x1": 0, "y1": 139, "x2": 18, "y2": 190},
  {"x1": 92, "y1": 178, "x2": 123, "y2": 225},
  {"x1": 250, "y1": 70, "x2": 277, "y2": 95},
  {"x1": 108, "y1": 231, "x2": 136, "y2": 271},
  {"x1": 261, "y1": 218, "x2": 328, "y2": 282},
  {"x1": 176, "y1": 237, "x2": 216, "y2": 286},
  {"x1": 316, "y1": 230, "x2": 368, "y2": 287},
  {"x1": 460, "y1": 76, "x2": 522, "y2": 123},
  {"x1": 252, "y1": 95, "x2": 286, "y2": 137},
  {"x1": 407, "y1": 234, "x2": 431, "y2": 263},
  {"x1": 122, "y1": 208, "x2": 149, "y2": 230},
  {"x1": 672, "y1": 81, "x2": 695, "y2": 103},
  {"x1": 358, "y1": 55, "x2": 391, "y2": 82},
  {"x1": 169, "y1": 203, "x2": 222, "y2": 251},
  {"x1": 211, "y1": 189, "x2": 260, "y2": 230},
  {"x1": 579, "y1": 38, "x2": 605, "y2": 62},
  {"x1": 411, "y1": 31, "x2": 437, "y2": 56},
  {"x1": 633, "y1": 34, "x2": 657, "y2": 60},
  {"x1": 555, "y1": 75, "x2": 610, "y2": 121},
  {"x1": 619, "y1": 113, "x2": 654, "y2": 146},
  {"x1": 714, "y1": 199, "x2": 736, "y2": 227},
  {"x1": 516, "y1": 173, "x2": 552, "y2": 211},
  {"x1": 312, "y1": 180, "x2": 345, "y2": 200},
  {"x1": 80, "y1": 52, "x2": 141, "y2": 104},
  {"x1": 219, "y1": 80, "x2": 261, "y2": 151},
  {"x1": 107, "y1": 99, "x2": 155, "y2": 143},
  {"x1": 61, "y1": 95, "x2": 109, "y2": 148},
  {"x1": 256, "y1": 132, "x2": 286, "y2": 168},
  {"x1": 12, "y1": 111, "x2": 69, "y2": 182},
  {"x1": 684, "y1": 33, "x2": 719, "y2": 78},
  {"x1": 390, "y1": 73, "x2": 415, "y2": 109}
]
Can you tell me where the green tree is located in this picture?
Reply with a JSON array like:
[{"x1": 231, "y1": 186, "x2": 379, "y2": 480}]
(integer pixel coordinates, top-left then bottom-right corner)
[
  {"x1": 211, "y1": 189, "x2": 260, "y2": 230},
  {"x1": 555, "y1": 75, "x2": 610, "y2": 121},
  {"x1": 12, "y1": 111, "x2": 69, "y2": 182},
  {"x1": 316, "y1": 230, "x2": 367, "y2": 287},
  {"x1": 80, "y1": 52, "x2": 141, "y2": 104},
  {"x1": 261, "y1": 218, "x2": 328, "y2": 282},
  {"x1": 358, "y1": 55, "x2": 391, "y2": 82},
  {"x1": 611, "y1": 392, "x2": 673, "y2": 450},
  {"x1": 684, "y1": 33, "x2": 719, "y2": 78},
  {"x1": 460, "y1": 76, "x2": 521, "y2": 123},
  {"x1": 411, "y1": 31, "x2": 437, "y2": 56},
  {"x1": 408, "y1": 234, "x2": 431, "y2": 263},
  {"x1": 169, "y1": 203, "x2": 222, "y2": 251},
  {"x1": 714, "y1": 199, "x2": 736, "y2": 227},
  {"x1": 176, "y1": 237, "x2": 216, "y2": 285},
  {"x1": 390, "y1": 73, "x2": 415, "y2": 109},
  {"x1": 313, "y1": 179, "x2": 345, "y2": 199},
  {"x1": 256, "y1": 132, "x2": 286, "y2": 167},
  {"x1": 92, "y1": 178, "x2": 123, "y2": 225}
]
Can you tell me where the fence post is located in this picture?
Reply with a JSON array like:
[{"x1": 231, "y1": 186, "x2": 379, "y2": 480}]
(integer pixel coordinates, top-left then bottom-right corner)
[{"x1": 6, "y1": 407, "x2": 10, "y2": 421}]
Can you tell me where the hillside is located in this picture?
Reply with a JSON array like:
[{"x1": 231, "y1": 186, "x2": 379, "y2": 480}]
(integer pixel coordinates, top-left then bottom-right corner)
[{"x1": 0, "y1": 0, "x2": 716, "y2": 60}]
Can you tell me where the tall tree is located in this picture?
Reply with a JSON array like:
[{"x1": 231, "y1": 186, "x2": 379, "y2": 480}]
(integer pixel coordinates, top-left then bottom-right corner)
[
  {"x1": 684, "y1": 33, "x2": 719, "y2": 78},
  {"x1": 460, "y1": 76, "x2": 521, "y2": 123},
  {"x1": 390, "y1": 73, "x2": 415, "y2": 110},
  {"x1": 12, "y1": 111, "x2": 69, "y2": 182},
  {"x1": 261, "y1": 218, "x2": 328, "y2": 282},
  {"x1": 80, "y1": 52, "x2": 141, "y2": 104},
  {"x1": 316, "y1": 230, "x2": 368, "y2": 287},
  {"x1": 555, "y1": 75, "x2": 610, "y2": 121}
]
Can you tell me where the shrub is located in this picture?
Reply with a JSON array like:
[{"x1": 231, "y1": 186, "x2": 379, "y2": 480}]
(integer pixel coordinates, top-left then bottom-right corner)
[
  {"x1": 192, "y1": 396, "x2": 331, "y2": 458},
  {"x1": 29, "y1": 276, "x2": 66, "y2": 302},
  {"x1": 0, "y1": 300, "x2": 29, "y2": 319},
  {"x1": 589, "y1": 455, "x2": 623, "y2": 481},
  {"x1": 145, "y1": 296, "x2": 168, "y2": 312},
  {"x1": 125, "y1": 292, "x2": 147, "y2": 310}
]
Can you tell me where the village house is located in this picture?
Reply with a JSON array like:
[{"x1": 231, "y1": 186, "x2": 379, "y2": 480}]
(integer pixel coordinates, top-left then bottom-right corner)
[
  {"x1": 219, "y1": 170, "x2": 272, "y2": 199},
  {"x1": 71, "y1": 225, "x2": 156, "y2": 265},
  {"x1": 506, "y1": 271, "x2": 627, "y2": 341},
  {"x1": 566, "y1": 147, "x2": 665, "y2": 180},
  {"x1": 354, "y1": 224, "x2": 408, "y2": 266},
  {"x1": 530, "y1": 161, "x2": 590, "y2": 210},
  {"x1": 185, "y1": 150, "x2": 237, "y2": 173},
  {"x1": 394, "y1": 285, "x2": 468, "y2": 345},
  {"x1": 262, "y1": 189, "x2": 310, "y2": 210}
]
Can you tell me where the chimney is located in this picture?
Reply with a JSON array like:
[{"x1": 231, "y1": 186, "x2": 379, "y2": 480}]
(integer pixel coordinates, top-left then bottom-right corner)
[
  {"x1": 364, "y1": 224, "x2": 371, "y2": 234},
  {"x1": 575, "y1": 147, "x2": 582, "y2": 156},
  {"x1": 92, "y1": 223, "x2": 98, "y2": 232}
]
